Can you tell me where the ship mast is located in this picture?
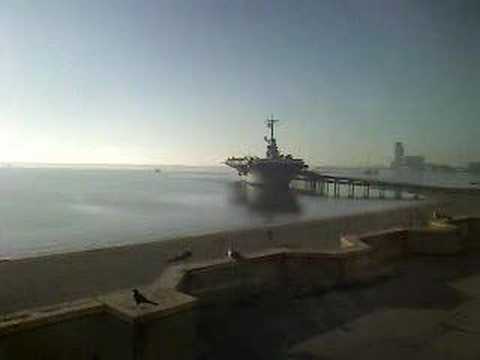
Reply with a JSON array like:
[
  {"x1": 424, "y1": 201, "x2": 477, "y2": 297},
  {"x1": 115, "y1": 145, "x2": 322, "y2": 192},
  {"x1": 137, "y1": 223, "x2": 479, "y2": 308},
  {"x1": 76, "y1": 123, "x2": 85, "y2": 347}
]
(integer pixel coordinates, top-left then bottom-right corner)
[
  {"x1": 265, "y1": 115, "x2": 280, "y2": 159},
  {"x1": 266, "y1": 114, "x2": 279, "y2": 142}
]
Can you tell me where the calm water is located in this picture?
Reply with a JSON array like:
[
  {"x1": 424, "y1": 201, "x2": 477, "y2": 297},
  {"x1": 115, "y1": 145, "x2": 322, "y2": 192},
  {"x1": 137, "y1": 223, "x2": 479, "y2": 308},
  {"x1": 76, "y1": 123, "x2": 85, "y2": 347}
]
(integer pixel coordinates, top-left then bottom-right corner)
[{"x1": 0, "y1": 166, "x2": 474, "y2": 258}]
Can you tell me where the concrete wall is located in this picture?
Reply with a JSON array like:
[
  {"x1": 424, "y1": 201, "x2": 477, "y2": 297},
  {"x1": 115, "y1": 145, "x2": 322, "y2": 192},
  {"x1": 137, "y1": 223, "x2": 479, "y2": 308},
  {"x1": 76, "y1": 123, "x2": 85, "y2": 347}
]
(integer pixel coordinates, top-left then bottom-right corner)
[
  {"x1": 360, "y1": 229, "x2": 409, "y2": 265},
  {"x1": 134, "y1": 311, "x2": 196, "y2": 360},
  {"x1": 407, "y1": 227, "x2": 463, "y2": 255},
  {"x1": 0, "y1": 311, "x2": 196, "y2": 360},
  {"x1": 285, "y1": 254, "x2": 341, "y2": 294},
  {"x1": 175, "y1": 216, "x2": 480, "y2": 305},
  {"x1": 451, "y1": 217, "x2": 480, "y2": 250},
  {"x1": 0, "y1": 314, "x2": 131, "y2": 360},
  {"x1": 180, "y1": 257, "x2": 285, "y2": 302}
]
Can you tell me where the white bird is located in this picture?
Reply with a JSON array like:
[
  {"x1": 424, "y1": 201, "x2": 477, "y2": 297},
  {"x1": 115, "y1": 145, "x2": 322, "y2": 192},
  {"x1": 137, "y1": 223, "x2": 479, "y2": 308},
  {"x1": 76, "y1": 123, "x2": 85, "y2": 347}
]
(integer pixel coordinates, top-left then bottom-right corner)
[{"x1": 227, "y1": 248, "x2": 244, "y2": 261}]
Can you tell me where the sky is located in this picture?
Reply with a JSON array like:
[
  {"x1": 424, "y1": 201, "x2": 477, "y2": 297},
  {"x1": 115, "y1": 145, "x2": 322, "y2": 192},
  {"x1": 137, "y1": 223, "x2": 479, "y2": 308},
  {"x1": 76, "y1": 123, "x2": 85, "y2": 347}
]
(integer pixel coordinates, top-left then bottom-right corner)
[{"x1": 1, "y1": 0, "x2": 479, "y2": 167}]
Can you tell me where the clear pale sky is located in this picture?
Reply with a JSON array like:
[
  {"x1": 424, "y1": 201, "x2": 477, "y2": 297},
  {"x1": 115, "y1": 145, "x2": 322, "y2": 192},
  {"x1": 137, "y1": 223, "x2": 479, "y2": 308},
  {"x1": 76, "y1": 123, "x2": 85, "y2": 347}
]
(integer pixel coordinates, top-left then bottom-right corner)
[{"x1": 1, "y1": 0, "x2": 479, "y2": 166}]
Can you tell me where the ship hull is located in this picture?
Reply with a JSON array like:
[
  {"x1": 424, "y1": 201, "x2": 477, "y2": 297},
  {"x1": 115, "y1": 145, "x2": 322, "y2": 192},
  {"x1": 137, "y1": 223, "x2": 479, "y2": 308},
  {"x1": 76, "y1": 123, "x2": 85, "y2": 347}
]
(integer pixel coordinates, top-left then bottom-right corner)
[{"x1": 242, "y1": 162, "x2": 302, "y2": 189}]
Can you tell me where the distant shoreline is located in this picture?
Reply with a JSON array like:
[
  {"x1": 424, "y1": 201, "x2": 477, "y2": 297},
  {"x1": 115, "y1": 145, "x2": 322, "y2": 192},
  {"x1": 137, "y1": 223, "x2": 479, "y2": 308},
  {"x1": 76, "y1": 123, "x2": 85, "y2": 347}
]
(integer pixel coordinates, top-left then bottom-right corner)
[{"x1": 0, "y1": 163, "x2": 230, "y2": 171}]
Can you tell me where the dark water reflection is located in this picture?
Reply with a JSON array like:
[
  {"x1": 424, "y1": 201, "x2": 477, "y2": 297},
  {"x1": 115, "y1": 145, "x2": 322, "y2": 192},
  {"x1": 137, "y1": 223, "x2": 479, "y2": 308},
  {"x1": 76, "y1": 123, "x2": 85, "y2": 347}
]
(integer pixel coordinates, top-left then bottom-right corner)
[{"x1": 229, "y1": 182, "x2": 301, "y2": 218}]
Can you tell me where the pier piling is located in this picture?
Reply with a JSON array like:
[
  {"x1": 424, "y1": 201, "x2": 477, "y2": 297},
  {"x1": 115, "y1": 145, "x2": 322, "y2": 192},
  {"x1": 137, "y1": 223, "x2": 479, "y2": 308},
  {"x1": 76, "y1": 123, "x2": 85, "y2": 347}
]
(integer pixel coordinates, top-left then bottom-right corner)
[
  {"x1": 363, "y1": 184, "x2": 370, "y2": 199},
  {"x1": 294, "y1": 171, "x2": 421, "y2": 200},
  {"x1": 348, "y1": 183, "x2": 355, "y2": 198}
]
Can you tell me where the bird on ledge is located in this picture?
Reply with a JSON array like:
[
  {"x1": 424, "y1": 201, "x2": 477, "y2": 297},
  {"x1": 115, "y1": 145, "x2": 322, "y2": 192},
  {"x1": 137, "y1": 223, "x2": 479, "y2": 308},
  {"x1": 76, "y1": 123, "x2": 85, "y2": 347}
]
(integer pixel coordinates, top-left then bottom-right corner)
[
  {"x1": 132, "y1": 289, "x2": 158, "y2": 306},
  {"x1": 167, "y1": 249, "x2": 192, "y2": 263},
  {"x1": 227, "y1": 248, "x2": 245, "y2": 261}
]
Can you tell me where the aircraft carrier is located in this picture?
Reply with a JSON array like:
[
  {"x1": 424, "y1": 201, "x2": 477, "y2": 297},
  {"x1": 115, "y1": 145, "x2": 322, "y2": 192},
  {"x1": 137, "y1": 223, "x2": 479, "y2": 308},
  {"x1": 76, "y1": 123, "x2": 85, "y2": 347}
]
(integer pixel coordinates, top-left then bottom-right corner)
[{"x1": 225, "y1": 116, "x2": 308, "y2": 189}]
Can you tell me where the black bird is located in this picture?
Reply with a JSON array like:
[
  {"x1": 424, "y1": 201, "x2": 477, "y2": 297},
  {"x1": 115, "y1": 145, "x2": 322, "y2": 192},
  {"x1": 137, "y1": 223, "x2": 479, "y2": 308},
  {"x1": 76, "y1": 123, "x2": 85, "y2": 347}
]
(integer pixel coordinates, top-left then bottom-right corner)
[
  {"x1": 132, "y1": 289, "x2": 158, "y2": 306},
  {"x1": 167, "y1": 249, "x2": 192, "y2": 263},
  {"x1": 227, "y1": 248, "x2": 244, "y2": 261}
]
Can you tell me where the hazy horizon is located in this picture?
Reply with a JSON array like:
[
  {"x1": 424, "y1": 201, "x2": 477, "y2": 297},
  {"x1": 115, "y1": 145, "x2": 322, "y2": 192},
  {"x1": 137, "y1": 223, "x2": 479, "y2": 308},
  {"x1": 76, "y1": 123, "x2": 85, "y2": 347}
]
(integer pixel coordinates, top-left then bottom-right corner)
[
  {"x1": 0, "y1": 161, "x2": 386, "y2": 169},
  {"x1": 2, "y1": 0, "x2": 479, "y2": 167}
]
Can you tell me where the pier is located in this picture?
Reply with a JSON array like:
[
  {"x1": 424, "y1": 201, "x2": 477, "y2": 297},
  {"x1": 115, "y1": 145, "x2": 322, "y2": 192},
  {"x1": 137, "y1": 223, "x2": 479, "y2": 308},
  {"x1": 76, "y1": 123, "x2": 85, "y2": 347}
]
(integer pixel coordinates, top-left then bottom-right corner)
[{"x1": 293, "y1": 170, "x2": 480, "y2": 199}]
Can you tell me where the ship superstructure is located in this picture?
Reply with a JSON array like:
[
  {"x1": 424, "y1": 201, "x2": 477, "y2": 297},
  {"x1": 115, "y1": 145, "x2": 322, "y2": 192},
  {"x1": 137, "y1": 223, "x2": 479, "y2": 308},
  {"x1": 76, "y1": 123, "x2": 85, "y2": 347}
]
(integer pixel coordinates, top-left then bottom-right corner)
[{"x1": 225, "y1": 116, "x2": 308, "y2": 188}]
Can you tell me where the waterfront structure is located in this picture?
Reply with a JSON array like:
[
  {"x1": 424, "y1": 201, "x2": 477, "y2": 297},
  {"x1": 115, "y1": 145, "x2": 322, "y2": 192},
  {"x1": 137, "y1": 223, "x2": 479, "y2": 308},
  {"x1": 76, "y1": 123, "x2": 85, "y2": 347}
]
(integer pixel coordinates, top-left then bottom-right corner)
[
  {"x1": 225, "y1": 116, "x2": 308, "y2": 188},
  {"x1": 392, "y1": 142, "x2": 405, "y2": 168},
  {"x1": 391, "y1": 142, "x2": 425, "y2": 170}
]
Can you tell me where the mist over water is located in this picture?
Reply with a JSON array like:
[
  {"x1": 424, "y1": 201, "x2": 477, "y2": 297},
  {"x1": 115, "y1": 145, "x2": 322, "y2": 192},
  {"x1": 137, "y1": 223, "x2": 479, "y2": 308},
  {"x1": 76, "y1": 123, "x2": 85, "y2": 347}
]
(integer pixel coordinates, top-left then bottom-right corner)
[{"x1": 0, "y1": 166, "x2": 473, "y2": 259}]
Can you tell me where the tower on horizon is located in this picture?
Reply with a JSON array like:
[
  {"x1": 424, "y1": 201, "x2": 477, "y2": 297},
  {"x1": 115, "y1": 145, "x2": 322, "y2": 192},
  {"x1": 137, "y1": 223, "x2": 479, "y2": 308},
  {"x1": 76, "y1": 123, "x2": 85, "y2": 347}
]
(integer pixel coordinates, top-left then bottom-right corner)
[
  {"x1": 391, "y1": 142, "x2": 426, "y2": 170},
  {"x1": 392, "y1": 142, "x2": 405, "y2": 168}
]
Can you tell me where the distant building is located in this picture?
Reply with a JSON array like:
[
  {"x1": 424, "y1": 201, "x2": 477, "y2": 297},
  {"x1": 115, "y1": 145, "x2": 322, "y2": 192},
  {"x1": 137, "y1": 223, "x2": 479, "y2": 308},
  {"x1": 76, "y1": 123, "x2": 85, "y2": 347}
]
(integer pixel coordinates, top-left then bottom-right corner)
[
  {"x1": 392, "y1": 142, "x2": 405, "y2": 168},
  {"x1": 468, "y1": 162, "x2": 480, "y2": 173},
  {"x1": 390, "y1": 142, "x2": 425, "y2": 170}
]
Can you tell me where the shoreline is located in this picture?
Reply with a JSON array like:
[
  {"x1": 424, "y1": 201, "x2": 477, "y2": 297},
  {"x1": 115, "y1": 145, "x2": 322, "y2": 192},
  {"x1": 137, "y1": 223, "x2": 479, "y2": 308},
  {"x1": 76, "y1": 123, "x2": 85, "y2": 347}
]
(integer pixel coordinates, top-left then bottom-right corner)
[
  {"x1": 3, "y1": 197, "x2": 435, "y2": 262},
  {"x1": 1, "y1": 187, "x2": 429, "y2": 261},
  {"x1": 0, "y1": 198, "x2": 443, "y2": 314}
]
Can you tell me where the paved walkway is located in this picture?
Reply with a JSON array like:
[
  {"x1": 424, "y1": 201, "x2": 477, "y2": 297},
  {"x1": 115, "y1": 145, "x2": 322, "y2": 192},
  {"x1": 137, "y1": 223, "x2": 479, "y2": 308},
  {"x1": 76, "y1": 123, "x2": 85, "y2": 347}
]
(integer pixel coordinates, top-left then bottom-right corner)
[
  {"x1": 289, "y1": 268, "x2": 480, "y2": 360},
  {"x1": 193, "y1": 252, "x2": 480, "y2": 360}
]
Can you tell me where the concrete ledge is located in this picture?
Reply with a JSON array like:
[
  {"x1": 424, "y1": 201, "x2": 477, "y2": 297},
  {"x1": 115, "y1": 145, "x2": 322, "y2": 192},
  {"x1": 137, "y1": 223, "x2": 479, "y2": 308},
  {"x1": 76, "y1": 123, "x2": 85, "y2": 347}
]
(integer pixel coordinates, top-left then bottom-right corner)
[
  {"x1": 153, "y1": 242, "x2": 377, "y2": 300},
  {"x1": 151, "y1": 216, "x2": 480, "y2": 300},
  {"x1": 100, "y1": 288, "x2": 196, "y2": 324},
  {"x1": 178, "y1": 252, "x2": 287, "y2": 299},
  {"x1": 150, "y1": 264, "x2": 187, "y2": 291},
  {"x1": 0, "y1": 288, "x2": 197, "y2": 336},
  {"x1": 0, "y1": 299, "x2": 103, "y2": 337}
]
